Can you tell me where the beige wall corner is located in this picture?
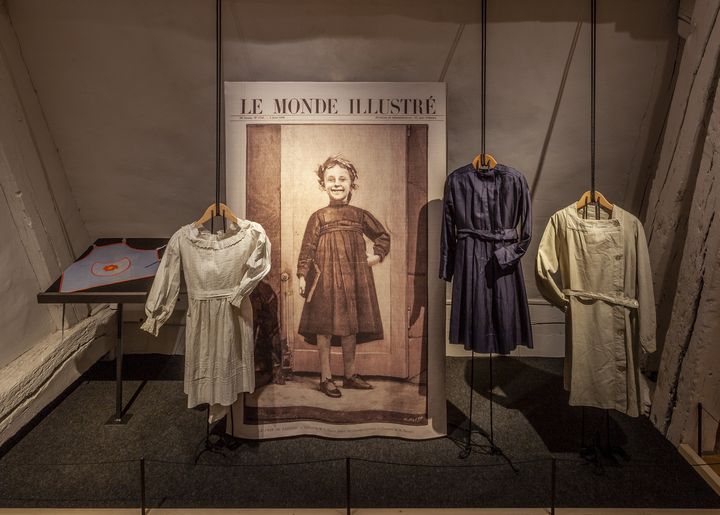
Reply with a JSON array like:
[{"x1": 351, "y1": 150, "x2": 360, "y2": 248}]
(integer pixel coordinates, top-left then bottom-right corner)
[{"x1": 0, "y1": 2, "x2": 100, "y2": 447}]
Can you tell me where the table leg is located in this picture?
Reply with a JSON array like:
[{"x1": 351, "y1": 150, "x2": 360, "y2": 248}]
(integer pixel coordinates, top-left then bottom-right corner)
[{"x1": 106, "y1": 303, "x2": 131, "y2": 425}]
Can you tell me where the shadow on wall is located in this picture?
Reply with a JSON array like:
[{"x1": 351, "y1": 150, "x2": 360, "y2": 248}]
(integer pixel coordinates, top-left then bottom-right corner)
[
  {"x1": 530, "y1": 21, "x2": 582, "y2": 202},
  {"x1": 225, "y1": 0, "x2": 674, "y2": 42},
  {"x1": 14, "y1": 0, "x2": 674, "y2": 41}
]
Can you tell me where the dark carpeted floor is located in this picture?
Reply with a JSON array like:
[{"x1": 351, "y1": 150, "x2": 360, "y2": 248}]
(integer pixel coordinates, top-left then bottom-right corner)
[{"x1": 0, "y1": 354, "x2": 717, "y2": 509}]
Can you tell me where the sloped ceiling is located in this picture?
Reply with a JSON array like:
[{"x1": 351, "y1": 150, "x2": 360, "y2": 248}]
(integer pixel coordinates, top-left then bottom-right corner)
[{"x1": 6, "y1": 0, "x2": 678, "y2": 296}]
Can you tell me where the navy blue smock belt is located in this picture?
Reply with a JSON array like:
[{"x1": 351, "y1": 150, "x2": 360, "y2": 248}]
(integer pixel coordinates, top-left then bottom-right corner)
[{"x1": 457, "y1": 228, "x2": 518, "y2": 241}]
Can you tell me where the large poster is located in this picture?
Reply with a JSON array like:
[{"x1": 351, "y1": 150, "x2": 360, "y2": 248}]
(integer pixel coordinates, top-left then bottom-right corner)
[{"x1": 226, "y1": 83, "x2": 446, "y2": 439}]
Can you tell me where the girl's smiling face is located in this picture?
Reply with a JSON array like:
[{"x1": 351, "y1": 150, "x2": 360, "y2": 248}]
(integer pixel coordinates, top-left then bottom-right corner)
[{"x1": 323, "y1": 166, "x2": 352, "y2": 202}]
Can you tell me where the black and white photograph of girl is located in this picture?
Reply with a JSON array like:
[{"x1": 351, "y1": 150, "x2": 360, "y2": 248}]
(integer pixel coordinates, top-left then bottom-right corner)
[
  {"x1": 296, "y1": 155, "x2": 390, "y2": 398},
  {"x1": 240, "y1": 123, "x2": 430, "y2": 438}
]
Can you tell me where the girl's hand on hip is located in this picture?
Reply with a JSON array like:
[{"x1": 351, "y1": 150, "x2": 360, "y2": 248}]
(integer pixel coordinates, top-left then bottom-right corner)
[
  {"x1": 367, "y1": 254, "x2": 381, "y2": 267},
  {"x1": 298, "y1": 276, "x2": 306, "y2": 295}
]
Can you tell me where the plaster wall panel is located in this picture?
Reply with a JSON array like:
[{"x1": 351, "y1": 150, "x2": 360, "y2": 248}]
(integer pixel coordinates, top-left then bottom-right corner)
[
  {"x1": 5, "y1": 0, "x2": 678, "y2": 356},
  {"x1": 6, "y1": 0, "x2": 217, "y2": 238},
  {"x1": 5, "y1": 1, "x2": 677, "y2": 241},
  {"x1": 0, "y1": 4, "x2": 88, "y2": 260},
  {"x1": 0, "y1": 175, "x2": 56, "y2": 367}
]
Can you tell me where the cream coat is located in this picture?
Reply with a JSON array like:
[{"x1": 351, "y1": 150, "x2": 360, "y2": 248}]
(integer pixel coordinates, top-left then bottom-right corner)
[
  {"x1": 141, "y1": 221, "x2": 271, "y2": 408},
  {"x1": 536, "y1": 205, "x2": 655, "y2": 417}
]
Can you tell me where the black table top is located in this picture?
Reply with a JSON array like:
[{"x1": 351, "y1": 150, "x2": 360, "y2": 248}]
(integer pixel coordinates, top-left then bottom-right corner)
[{"x1": 37, "y1": 238, "x2": 172, "y2": 304}]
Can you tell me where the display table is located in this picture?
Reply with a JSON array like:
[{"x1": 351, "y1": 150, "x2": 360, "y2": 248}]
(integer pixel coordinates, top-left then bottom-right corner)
[{"x1": 37, "y1": 238, "x2": 172, "y2": 425}]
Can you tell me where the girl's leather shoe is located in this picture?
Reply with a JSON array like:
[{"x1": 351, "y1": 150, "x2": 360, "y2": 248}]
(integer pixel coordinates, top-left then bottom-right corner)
[
  {"x1": 343, "y1": 374, "x2": 373, "y2": 389},
  {"x1": 319, "y1": 378, "x2": 342, "y2": 397}
]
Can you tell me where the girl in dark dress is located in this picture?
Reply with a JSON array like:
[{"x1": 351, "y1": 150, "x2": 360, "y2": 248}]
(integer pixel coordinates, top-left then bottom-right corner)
[{"x1": 297, "y1": 156, "x2": 390, "y2": 398}]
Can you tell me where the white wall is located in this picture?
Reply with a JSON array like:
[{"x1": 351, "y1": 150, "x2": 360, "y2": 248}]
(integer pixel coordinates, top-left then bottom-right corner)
[
  {"x1": 0, "y1": 178, "x2": 56, "y2": 365},
  {"x1": 0, "y1": 1, "x2": 92, "y2": 367},
  {"x1": 0, "y1": 2, "x2": 120, "y2": 447},
  {"x1": 3, "y1": 0, "x2": 679, "y2": 355}
]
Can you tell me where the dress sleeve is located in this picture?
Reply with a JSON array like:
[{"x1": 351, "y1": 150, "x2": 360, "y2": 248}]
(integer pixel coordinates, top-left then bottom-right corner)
[
  {"x1": 494, "y1": 173, "x2": 532, "y2": 270},
  {"x1": 535, "y1": 213, "x2": 569, "y2": 310},
  {"x1": 440, "y1": 176, "x2": 456, "y2": 281},
  {"x1": 362, "y1": 210, "x2": 391, "y2": 260},
  {"x1": 141, "y1": 231, "x2": 182, "y2": 336},
  {"x1": 635, "y1": 221, "x2": 656, "y2": 354},
  {"x1": 297, "y1": 213, "x2": 320, "y2": 278},
  {"x1": 230, "y1": 225, "x2": 272, "y2": 308}
]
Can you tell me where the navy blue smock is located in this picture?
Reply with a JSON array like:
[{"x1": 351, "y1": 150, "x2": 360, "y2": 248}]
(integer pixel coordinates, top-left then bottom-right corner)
[{"x1": 440, "y1": 163, "x2": 533, "y2": 354}]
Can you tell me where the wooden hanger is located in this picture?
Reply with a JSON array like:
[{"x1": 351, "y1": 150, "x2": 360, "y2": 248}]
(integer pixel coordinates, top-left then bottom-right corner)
[
  {"x1": 576, "y1": 190, "x2": 613, "y2": 213},
  {"x1": 194, "y1": 202, "x2": 239, "y2": 228},
  {"x1": 472, "y1": 153, "x2": 498, "y2": 170}
]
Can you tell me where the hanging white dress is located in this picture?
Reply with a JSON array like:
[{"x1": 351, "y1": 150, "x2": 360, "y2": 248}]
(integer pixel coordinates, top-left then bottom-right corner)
[
  {"x1": 141, "y1": 221, "x2": 271, "y2": 408},
  {"x1": 535, "y1": 205, "x2": 655, "y2": 417}
]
